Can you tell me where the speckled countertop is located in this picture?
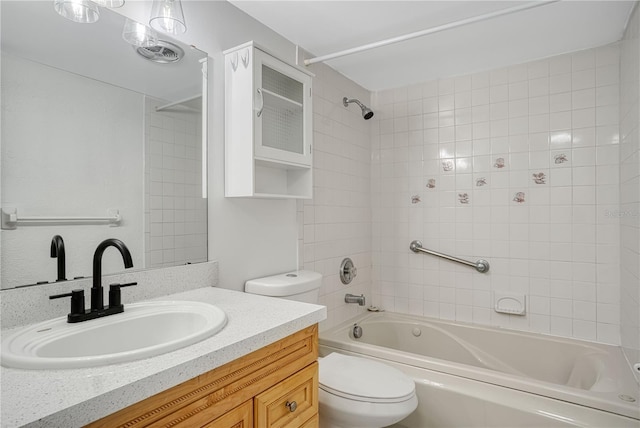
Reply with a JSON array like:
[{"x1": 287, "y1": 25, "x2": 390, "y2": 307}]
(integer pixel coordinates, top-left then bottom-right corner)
[{"x1": 0, "y1": 287, "x2": 326, "y2": 428}]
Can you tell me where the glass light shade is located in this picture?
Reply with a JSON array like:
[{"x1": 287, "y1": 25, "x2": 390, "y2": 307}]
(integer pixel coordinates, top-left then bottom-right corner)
[
  {"x1": 54, "y1": 0, "x2": 100, "y2": 24},
  {"x1": 149, "y1": 0, "x2": 186, "y2": 35},
  {"x1": 122, "y1": 19, "x2": 158, "y2": 47},
  {"x1": 94, "y1": 0, "x2": 125, "y2": 7}
]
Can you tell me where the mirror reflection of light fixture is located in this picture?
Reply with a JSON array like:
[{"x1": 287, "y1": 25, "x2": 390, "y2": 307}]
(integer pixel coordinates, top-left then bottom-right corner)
[
  {"x1": 122, "y1": 19, "x2": 159, "y2": 47},
  {"x1": 93, "y1": 0, "x2": 124, "y2": 7},
  {"x1": 149, "y1": 0, "x2": 187, "y2": 35},
  {"x1": 53, "y1": 0, "x2": 100, "y2": 24}
]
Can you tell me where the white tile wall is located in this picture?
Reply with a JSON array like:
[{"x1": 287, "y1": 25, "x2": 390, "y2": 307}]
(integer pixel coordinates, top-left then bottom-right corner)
[
  {"x1": 371, "y1": 44, "x2": 622, "y2": 344},
  {"x1": 298, "y1": 63, "x2": 372, "y2": 331},
  {"x1": 145, "y1": 98, "x2": 207, "y2": 269},
  {"x1": 620, "y1": 3, "x2": 640, "y2": 374}
]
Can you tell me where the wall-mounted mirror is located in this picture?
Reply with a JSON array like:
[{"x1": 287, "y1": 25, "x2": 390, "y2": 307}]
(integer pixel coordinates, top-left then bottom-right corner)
[{"x1": 1, "y1": 1, "x2": 208, "y2": 289}]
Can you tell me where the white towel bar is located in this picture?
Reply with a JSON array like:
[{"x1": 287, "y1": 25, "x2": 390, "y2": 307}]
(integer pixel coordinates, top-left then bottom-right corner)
[{"x1": 1, "y1": 208, "x2": 121, "y2": 230}]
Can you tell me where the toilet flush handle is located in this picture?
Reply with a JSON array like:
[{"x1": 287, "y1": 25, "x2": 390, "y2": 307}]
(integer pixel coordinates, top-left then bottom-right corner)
[{"x1": 285, "y1": 401, "x2": 297, "y2": 412}]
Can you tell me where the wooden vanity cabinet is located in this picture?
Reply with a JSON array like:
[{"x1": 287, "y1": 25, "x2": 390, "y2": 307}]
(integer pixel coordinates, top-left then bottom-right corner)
[{"x1": 85, "y1": 325, "x2": 319, "y2": 428}]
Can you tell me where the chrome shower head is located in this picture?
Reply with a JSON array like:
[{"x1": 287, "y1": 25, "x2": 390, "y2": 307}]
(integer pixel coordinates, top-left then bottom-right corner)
[
  {"x1": 343, "y1": 97, "x2": 374, "y2": 120},
  {"x1": 361, "y1": 106, "x2": 374, "y2": 120}
]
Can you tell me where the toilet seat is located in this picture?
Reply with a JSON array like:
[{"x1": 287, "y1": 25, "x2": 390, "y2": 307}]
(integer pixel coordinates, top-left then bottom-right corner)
[{"x1": 319, "y1": 353, "x2": 415, "y2": 404}]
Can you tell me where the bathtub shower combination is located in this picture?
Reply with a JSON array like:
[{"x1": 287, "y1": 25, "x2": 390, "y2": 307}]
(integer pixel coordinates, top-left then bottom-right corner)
[{"x1": 320, "y1": 312, "x2": 640, "y2": 427}]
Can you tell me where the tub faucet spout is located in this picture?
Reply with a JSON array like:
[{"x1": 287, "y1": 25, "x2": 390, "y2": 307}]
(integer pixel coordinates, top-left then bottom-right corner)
[{"x1": 345, "y1": 293, "x2": 366, "y2": 306}]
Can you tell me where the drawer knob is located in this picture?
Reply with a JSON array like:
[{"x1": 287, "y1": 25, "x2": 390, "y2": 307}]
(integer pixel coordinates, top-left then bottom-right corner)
[{"x1": 285, "y1": 401, "x2": 297, "y2": 412}]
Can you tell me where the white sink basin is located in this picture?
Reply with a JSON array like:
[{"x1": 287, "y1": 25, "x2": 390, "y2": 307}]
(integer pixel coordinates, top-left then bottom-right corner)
[{"x1": 1, "y1": 300, "x2": 227, "y2": 370}]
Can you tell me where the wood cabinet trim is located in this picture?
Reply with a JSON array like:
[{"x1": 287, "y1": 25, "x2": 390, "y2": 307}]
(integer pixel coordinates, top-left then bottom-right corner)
[{"x1": 85, "y1": 325, "x2": 318, "y2": 428}]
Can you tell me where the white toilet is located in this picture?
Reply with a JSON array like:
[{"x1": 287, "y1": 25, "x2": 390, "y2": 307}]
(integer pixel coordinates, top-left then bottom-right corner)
[{"x1": 245, "y1": 271, "x2": 418, "y2": 428}]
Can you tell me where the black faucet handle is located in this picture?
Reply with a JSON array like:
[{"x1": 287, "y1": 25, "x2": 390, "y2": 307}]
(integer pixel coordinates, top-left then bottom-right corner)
[
  {"x1": 49, "y1": 289, "x2": 85, "y2": 316},
  {"x1": 108, "y1": 282, "x2": 137, "y2": 308},
  {"x1": 119, "y1": 282, "x2": 138, "y2": 288}
]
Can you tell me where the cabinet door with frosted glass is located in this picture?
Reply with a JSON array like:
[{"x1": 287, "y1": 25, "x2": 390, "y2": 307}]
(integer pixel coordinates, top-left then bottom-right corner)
[{"x1": 253, "y1": 49, "x2": 312, "y2": 167}]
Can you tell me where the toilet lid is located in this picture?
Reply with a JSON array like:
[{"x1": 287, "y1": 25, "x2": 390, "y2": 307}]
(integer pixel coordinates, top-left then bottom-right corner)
[{"x1": 319, "y1": 353, "x2": 415, "y2": 403}]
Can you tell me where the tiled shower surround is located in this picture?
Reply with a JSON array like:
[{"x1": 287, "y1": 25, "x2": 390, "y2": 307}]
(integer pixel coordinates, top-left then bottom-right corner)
[
  {"x1": 298, "y1": 62, "x2": 372, "y2": 329},
  {"x1": 370, "y1": 44, "x2": 622, "y2": 344}
]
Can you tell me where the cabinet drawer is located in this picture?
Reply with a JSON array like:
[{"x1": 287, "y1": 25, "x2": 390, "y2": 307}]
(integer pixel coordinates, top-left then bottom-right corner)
[
  {"x1": 254, "y1": 362, "x2": 318, "y2": 428},
  {"x1": 202, "y1": 400, "x2": 252, "y2": 428},
  {"x1": 299, "y1": 413, "x2": 318, "y2": 428}
]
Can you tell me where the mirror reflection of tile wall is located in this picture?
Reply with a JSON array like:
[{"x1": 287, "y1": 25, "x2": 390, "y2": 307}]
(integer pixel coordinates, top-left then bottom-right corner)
[
  {"x1": 144, "y1": 98, "x2": 207, "y2": 269},
  {"x1": 1, "y1": 54, "x2": 144, "y2": 288}
]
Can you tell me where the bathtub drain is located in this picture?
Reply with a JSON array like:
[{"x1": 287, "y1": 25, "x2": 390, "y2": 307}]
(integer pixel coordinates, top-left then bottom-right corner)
[
  {"x1": 618, "y1": 394, "x2": 636, "y2": 403},
  {"x1": 412, "y1": 327, "x2": 422, "y2": 337},
  {"x1": 352, "y1": 323, "x2": 363, "y2": 339}
]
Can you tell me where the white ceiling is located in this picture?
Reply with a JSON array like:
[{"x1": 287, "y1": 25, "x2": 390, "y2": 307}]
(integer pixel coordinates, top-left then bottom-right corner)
[{"x1": 229, "y1": 0, "x2": 636, "y2": 91}]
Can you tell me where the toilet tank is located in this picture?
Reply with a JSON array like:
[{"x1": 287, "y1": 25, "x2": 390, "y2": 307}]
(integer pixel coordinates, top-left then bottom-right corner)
[{"x1": 245, "y1": 271, "x2": 322, "y2": 304}]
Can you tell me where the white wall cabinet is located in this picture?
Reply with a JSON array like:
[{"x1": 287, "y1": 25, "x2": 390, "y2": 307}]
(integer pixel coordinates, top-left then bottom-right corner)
[{"x1": 225, "y1": 42, "x2": 313, "y2": 199}]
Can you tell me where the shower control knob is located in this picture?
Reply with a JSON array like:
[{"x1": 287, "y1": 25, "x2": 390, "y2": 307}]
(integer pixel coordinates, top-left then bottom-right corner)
[
  {"x1": 340, "y1": 258, "x2": 357, "y2": 284},
  {"x1": 285, "y1": 401, "x2": 297, "y2": 412}
]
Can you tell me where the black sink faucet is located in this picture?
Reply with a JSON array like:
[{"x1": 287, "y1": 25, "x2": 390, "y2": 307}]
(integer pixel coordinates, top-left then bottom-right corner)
[
  {"x1": 50, "y1": 235, "x2": 67, "y2": 282},
  {"x1": 91, "y1": 238, "x2": 133, "y2": 311},
  {"x1": 49, "y1": 238, "x2": 136, "y2": 323}
]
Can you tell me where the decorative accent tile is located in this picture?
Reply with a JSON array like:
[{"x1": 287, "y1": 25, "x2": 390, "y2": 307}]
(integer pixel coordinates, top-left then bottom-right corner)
[
  {"x1": 532, "y1": 172, "x2": 546, "y2": 184},
  {"x1": 513, "y1": 192, "x2": 526, "y2": 203},
  {"x1": 554, "y1": 153, "x2": 569, "y2": 164},
  {"x1": 411, "y1": 195, "x2": 421, "y2": 204},
  {"x1": 365, "y1": 44, "x2": 623, "y2": 346}
]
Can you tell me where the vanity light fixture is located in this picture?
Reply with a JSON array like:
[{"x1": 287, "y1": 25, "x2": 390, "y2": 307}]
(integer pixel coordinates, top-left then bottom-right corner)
[
  {"x1": 122, "y1": 19, "x2": 159, "y2": 47},
  {"x1": 54, "y1": 0, "x2": 125, "y2": 24},
  {"x1": 53, "y1": 0, "x2": 100, "y2": 24},
  {"x1": 93, "y1": 0, "x2": 124, "y2": 7},
  {"x1": 149, "y1": 0, "x2": 187, "y2": 35}
]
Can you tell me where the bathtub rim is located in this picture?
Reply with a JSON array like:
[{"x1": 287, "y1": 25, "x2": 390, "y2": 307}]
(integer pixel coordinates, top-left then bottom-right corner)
[
  {"x1": 319, "y1": 311, "x2": 640, "y2": 421},
  {"x1": 319, "y1": 346, "x2": 640, "y2": 428}
]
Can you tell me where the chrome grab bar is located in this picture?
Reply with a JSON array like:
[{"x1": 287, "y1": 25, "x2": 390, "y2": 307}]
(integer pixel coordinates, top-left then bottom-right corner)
[{"x1": 409, "y1": 240, "x2": 490, "y2": 273}]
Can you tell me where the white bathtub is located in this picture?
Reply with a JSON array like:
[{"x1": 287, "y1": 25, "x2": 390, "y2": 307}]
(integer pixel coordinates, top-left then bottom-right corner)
[{"x1": 319, "y1": 312, "x2": 640, "y2": 427}]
